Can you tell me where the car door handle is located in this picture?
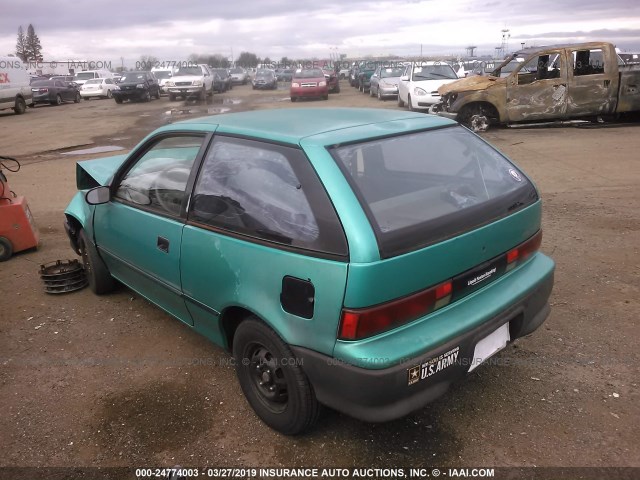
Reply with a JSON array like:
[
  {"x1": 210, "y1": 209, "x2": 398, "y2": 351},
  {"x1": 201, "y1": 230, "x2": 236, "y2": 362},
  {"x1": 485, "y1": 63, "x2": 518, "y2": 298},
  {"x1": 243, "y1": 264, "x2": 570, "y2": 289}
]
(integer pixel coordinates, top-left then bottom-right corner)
[{"x1": 157, "y1": 236, "x2": 170, "y2": 253}]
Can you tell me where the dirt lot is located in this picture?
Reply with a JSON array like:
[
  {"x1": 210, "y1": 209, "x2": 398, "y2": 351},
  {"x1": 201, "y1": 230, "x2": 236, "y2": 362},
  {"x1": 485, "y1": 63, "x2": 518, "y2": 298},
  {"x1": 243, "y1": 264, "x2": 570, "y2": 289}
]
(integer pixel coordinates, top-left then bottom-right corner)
[{"x1": 1, "y1": 82, "x2": 639, "y2": 474}]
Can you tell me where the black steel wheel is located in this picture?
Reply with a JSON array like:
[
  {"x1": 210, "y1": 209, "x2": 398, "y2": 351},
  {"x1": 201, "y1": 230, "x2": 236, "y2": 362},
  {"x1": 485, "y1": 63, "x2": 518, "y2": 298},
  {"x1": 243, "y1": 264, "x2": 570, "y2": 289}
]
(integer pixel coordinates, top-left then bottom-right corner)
[{"x1": 233, "y1": 318, "x2": 319, "y2": 435}]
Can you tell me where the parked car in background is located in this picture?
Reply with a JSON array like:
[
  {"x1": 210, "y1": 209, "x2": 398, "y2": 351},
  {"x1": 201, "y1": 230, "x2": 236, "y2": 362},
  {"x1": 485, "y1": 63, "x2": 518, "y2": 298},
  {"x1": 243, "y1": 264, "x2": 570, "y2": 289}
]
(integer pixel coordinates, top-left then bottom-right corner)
[
  {"x1": 112, "y1": 71, "x2": 160, "y2": 103},
  {"x1": 31, "y1": 79, "x2": 81, "y2": 106},
  {"x1": 290, "y1": 69, "x2": 328, "y2": 101},
  {"x1": 339, "y1": 67, "x2": 350, "y2": 79},
  {"x1": 0, "y1": 56, "x2": 32, "y2": 114},
  {"x1": 281, "y1": 69, "x2": 294, "y2": 82},
  {"x1": 51, "y1": 75, "x2": 76, "y2": 84},
  {"x1": 230, "y1": 67, "x2": 250, "y2": 85},
  {"x1": 165, "y1": 64, "x2": 214, "y2": 101},
  {"x1": 321, "y1": 68, "x2": 340, "y2": 93},
  {"x1": 80, "y1": 77, "x2": 117, "y2": 99},
  {"x1": 369, "y1": 66, "x2": 404, "y2": 100},
  {"x1": 349, "y1": 65, "x2": 361, "y2": 86},
  {"x1": 253, "y1": 69, "x2": 278, "y2": 90},
  {"x1": 151, "y1": 67, "x2": 177, "y2": 95},
  {"x1": 211, "y1": 68, "x2": 232, "y2": 91},
  {"x1": 63, "y1": 108, "x2": 554, "y2": 435},
  {"x1": 73, "y1": 70, "x2": 114, "y2": 87},
  {"x1": 397, "y1": 61, "x2": 459, "y2": 111},
  {"x1": 357, "y1": 68, "x2": 376, "y2": 93}
]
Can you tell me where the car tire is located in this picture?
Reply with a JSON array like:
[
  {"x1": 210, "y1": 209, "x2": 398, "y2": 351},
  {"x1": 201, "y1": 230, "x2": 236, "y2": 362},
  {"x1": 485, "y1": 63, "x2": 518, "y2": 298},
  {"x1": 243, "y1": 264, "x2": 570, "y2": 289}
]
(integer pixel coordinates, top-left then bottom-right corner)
[
  {"x1": 323, "y1": 94, "x2": 329, "y2": 100},
  {"x1": 408, "y1": 95, "x2": 415, "y2": 111},
  {"x1": 114, "y1": 97, "x2": 123, "y2": 104},
  {"x1": 397, "y1": 94, "x2": 405, "y2": 107},
  {"x1": 335, "y1": 85, "x2": 340, "y2": 94},
  {"x1": 233, "y1": 318, "x2": 320, "y2": 435},
  {"x1": 74, "y1": 92, "x2": 81, "y2": 103},
  {"x1": 13, "y1": 97, "x2": 26, "y2": 115},
  {"x1": 377, "y1": 88, "x2": 383, "y2": 101},
  {"x1": 143, "y1": 91, "x2": 151, "y2": 102},
  {"x1": 78, "y1": 229, "x2": 116, "y2": 295},
  {"x1": 291, "y1": 97, "x2": 297, "y2": 102},
  {"x1": 169, "y1": 93, "x2": 176, "y2": 101},
  {"x1": 199, "y1": 88, "x2": 206, "y2": 101},
  {"x1": 106, "y1": 90, "x2": 112, "y2": 99},
  {"x1": 369, "y1": 86, "x2": 374, "y2": 97},
  {"x1": 155, "y1": 89, "x2": 161, "y2": 100},
  {"x1": 0, "y1": 236, "x2": 13, "y2": 262},
  {"x1": 52, "y1": 94, "x2": 62, "y2": 106}
]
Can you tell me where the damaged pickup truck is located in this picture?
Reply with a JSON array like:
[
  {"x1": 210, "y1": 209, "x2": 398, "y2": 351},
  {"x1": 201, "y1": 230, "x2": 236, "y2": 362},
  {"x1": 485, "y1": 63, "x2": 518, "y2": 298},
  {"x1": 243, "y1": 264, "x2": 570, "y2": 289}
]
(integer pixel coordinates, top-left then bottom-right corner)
[{"x1": 431, "y1": 42, "x2": 640, "y2": 131}]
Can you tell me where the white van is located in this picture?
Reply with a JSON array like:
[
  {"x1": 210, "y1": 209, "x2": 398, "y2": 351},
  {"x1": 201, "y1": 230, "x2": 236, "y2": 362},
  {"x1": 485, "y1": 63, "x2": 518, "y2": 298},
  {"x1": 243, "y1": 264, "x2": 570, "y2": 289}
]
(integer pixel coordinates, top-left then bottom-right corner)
[
  {"x1": 73, "y1": 70, "x2": 114, "y2": 86},
  {"x1": 0, "y1": 56, "x2": 33, "y2": 114}
]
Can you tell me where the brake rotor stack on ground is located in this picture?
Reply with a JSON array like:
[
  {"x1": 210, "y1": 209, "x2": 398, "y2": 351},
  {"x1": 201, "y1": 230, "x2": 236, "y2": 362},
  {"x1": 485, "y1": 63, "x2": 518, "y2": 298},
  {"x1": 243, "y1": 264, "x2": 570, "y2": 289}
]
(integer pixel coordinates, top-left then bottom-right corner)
[{"x1": 39, "y1": 259, "x2": 87, "y2": 294}]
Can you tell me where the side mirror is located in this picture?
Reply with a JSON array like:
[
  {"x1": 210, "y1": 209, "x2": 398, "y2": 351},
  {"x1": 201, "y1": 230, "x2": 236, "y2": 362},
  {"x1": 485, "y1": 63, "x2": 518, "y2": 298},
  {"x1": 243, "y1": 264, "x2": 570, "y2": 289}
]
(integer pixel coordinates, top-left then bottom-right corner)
[
  {"x1": 85, "y1": 186, "x2": 110, "y2": 205},
  {"x1": 400, "y1": 75, "x2": 409, "y2": 81}
]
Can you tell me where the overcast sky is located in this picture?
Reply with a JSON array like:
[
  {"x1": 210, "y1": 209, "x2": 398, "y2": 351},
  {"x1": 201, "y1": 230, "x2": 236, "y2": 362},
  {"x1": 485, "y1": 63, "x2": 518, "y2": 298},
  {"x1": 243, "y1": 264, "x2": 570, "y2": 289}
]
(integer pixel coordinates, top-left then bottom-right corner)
[{"x1": 2, "y1": 0, "x2": 639, "y2": 67}]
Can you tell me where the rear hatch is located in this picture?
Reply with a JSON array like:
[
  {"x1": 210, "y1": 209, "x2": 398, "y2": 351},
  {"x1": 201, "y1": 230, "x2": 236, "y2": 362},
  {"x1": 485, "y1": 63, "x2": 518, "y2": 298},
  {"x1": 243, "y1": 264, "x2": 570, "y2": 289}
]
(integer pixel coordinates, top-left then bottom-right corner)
[{"x1": 327, "y1": 125, "x2": 541, "y2": 345}]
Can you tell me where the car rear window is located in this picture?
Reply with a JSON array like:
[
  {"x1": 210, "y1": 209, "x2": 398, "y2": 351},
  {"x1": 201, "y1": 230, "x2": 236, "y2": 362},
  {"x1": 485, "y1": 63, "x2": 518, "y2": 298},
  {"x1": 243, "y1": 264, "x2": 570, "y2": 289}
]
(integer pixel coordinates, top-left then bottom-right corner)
[{"x1": 330, "y1": 126, "x2": 538, "y2": 258}]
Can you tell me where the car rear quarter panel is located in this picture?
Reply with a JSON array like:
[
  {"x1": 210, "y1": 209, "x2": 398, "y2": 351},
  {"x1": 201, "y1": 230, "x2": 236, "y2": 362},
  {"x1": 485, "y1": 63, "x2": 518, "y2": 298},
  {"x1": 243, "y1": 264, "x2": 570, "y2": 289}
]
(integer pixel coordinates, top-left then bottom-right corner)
[{"x1": 180, "y1": 229, "x2": 349, "y2": 355}]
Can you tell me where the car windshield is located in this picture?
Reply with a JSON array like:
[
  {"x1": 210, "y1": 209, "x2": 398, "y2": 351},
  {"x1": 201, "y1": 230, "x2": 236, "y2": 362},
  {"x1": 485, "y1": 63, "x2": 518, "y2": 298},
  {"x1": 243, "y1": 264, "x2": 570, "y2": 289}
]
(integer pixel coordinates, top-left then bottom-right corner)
[
  {"x1": 293, "y1": 69, "x2": 324, "y2": 79},
  {"x1": 412, "y1": 64, "x2": 458, "y2": 80},
  {"x1": 31, "y1": 80, "x2": 54, "y2": 87},
  {"x1": 120, "y1": 72, "x2": 146, "y2": 82},
  {"x1": 230, "y1": 68, "x2": 244, "y2": 73},
  {"x1": 74, "y1": 72, "x2": 96, "y2": 80},
  {"x1": 380, "y1": 68, "x2": 404, "y2": 78},
  {"x1": 330, "y1": 126, "x2": 537, "y2": 257},
  {"x1": 153, "y1": 71, "x2": 172, "y2": 79},
  {"x1": 256, "y1": 70, "x2": 272, "y2": 77},
  {"x1": 85, "y1": 79, "x2": 102, "y2": 84},
  {"x1": 212, "y1": 69, "x2": 227, "y2": 75},
  {"x1": 175, "y1": 66, "x2": 201, "y2": 76}
]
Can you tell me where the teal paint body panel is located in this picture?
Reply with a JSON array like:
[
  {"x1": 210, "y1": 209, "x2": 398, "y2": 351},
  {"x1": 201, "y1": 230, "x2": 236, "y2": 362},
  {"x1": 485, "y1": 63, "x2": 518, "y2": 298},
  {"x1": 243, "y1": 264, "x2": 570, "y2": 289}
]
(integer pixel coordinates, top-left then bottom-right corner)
[
  {"x1": 333, "y1": 252, "x2": 555, "y2": 369},
  {"x1": 77, "y1": 154, "x2": 128, "y2": 187},
  {"x1": 180, "y1": 225, "x2": 348, "y2": 355},
  {"x1": 64, "y1": 191, "x2": 94, "y2": 232},
  {"x1": 343, "y1": 201, "x2": 542, "y2": 307},
  {"x1": 93, "y1": 202, "x2": 192, "y2": 324}
]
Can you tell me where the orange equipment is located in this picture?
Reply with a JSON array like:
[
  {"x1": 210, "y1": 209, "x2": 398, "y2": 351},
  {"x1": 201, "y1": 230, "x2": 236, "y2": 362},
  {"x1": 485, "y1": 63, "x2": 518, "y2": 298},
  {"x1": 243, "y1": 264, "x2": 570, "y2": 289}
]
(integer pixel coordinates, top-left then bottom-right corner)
[{"x1": 0, "y1": 156, "x2": 39, "y2": 261}]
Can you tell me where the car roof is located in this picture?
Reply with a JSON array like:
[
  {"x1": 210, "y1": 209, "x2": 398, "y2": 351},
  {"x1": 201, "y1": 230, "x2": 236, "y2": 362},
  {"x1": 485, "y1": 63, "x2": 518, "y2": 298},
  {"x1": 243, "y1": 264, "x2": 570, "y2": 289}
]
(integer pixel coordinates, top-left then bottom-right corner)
[{"x1": 175, "y1": 108, "x2": 455, "y2": 145}]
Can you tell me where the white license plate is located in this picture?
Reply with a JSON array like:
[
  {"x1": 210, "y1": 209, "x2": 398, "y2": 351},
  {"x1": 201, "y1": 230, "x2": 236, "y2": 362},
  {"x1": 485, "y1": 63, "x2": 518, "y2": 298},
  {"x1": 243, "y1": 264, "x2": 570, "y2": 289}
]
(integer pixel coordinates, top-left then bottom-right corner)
[{"x1": 468, "y1": 323, "x2": 510, "y2": 372}]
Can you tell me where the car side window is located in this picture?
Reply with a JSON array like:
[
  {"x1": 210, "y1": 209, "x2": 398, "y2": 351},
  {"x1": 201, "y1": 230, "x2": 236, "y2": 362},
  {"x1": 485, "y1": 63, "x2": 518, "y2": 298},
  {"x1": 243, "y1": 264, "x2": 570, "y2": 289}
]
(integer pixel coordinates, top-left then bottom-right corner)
[
  {"x1": 572, "y1": 49, "x2": 605, "y2": 76},
  {"x1": 190, "y1": 136, "x2": 348, "y2": 256},
  {"x1": 114, "y1": 135, "x2": 204, "y2": 217}
]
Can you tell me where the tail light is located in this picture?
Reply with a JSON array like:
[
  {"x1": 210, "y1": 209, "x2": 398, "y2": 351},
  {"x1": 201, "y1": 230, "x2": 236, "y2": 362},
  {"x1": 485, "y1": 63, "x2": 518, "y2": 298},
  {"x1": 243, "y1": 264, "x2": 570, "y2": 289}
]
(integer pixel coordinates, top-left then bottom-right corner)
[
  {"x1": 507, "y1": 230, "x2": 542, "y2": 266},
  {"x1": 339, "y1": 280, "x2": 453, "y2": 340},
  {"x1": 339, "y1": 230, "x2": 542, "y2": 341}
]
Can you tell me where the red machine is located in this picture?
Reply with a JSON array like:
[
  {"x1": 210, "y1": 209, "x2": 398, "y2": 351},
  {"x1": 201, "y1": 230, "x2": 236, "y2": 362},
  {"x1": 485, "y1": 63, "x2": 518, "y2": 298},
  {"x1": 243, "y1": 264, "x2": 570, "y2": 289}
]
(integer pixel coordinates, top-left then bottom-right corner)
[{"x1": 0, "y1": 156, "x2": 39, "y2": 261}]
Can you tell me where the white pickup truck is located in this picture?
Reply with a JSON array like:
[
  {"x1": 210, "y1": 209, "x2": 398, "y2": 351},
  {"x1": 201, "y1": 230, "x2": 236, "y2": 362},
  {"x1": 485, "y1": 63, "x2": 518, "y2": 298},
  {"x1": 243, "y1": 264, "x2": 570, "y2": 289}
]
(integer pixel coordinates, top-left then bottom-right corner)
[{"x1": 165, "y1": 64, "x2": 214, "y2": 101}]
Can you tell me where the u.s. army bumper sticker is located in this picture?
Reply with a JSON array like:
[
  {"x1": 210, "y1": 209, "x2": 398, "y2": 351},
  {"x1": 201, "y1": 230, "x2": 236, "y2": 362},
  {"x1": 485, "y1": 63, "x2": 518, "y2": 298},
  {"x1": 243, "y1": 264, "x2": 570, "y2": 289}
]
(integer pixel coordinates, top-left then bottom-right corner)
[{"x1": 407, "y1": 346, "x2": 460, "y2": 386}]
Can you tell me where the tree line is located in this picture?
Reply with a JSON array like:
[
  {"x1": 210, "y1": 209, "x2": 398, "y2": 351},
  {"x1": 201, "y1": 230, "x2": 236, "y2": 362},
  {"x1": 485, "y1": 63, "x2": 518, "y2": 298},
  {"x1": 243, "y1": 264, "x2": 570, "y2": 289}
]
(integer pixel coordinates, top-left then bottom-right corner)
[{"x1": 15, "y1": 25, "x2": 43, "y2": 62}]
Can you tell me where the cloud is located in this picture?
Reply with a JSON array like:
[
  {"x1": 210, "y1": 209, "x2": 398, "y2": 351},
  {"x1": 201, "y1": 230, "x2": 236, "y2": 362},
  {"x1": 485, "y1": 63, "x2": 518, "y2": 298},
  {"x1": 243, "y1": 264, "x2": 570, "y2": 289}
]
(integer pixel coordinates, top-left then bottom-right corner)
[{"x1": 1, "y1": 0, "x2": 638, "y2": 62}]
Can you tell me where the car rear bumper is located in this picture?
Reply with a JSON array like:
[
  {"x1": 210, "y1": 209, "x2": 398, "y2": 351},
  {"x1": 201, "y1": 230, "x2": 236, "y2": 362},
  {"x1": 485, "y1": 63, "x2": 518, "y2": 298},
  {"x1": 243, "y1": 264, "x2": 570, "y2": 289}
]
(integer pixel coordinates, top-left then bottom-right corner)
[
  {"x1": 292, "y1": 259, "x2": 554, "y2": 422},
  {"x1": 290, "y1": 87, "x2": 328, "y2": 98},
  {"x1": 80, "y1": 90, "x2": 104, "y2": 97}
]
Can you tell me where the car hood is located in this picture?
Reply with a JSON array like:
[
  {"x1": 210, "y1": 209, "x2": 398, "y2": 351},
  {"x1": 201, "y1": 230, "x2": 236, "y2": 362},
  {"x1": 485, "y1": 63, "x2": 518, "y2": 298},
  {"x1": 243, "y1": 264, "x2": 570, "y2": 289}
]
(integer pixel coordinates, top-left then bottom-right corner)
[
  {"x1": 438, "y1": 75, "x2": 506, "y2": 95},
  {"x1": 117, "y1": 81, "x2": 145, "y2": 87},
  {"x1": 76, "y1": 154, "x2": 128, "y2": 189},
  {"x1": 379, "y1": 76, "x2": 401, "y2": 85}
]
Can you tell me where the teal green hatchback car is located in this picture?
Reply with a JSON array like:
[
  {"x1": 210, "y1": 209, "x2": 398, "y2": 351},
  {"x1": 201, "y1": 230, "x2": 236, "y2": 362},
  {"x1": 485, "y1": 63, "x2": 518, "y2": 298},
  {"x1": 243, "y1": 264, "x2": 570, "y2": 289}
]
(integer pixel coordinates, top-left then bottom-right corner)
[{"x1": 64, "y1": 108, "x2": 554, "y2": 434}]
